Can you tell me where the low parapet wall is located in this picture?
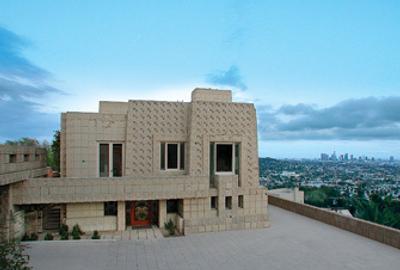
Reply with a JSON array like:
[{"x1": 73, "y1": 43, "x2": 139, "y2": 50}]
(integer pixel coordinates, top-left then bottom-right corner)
[{"x1": 268, "y1": 195, "x2": 400, "y2": 249}]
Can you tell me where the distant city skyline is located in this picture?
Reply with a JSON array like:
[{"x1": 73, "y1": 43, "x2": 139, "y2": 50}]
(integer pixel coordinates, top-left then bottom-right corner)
[
  {"x1": 1, "y1": 1, "x2": 400, "y2": 159},
  {"x1": 320, "y1": 151, "x2": 395, "y2": 161}
]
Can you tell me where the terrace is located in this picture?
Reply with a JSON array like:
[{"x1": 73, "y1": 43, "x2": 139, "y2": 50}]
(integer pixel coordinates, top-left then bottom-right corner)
[{"x1": 27, "y1": 205, "x2": 400, "y2": 270}]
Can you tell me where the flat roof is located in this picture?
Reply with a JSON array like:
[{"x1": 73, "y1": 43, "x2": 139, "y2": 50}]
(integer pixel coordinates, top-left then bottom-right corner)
[{"x1": 28, "y1": 206, "x2": 400, "y2": 270}]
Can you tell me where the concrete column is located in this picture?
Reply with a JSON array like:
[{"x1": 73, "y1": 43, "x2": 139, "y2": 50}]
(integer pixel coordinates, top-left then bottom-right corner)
[
  {"x1": 158, "y1": 200, "x2": 167, "y2": 228},
  {"x1": 117, "y1": 201, "x2": 125, "y2": 231}
]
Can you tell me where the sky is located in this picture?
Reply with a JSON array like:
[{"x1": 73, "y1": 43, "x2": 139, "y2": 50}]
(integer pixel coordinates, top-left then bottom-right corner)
[{"x1": 0, "y1": 0, "x2": 400, "y2": 159}]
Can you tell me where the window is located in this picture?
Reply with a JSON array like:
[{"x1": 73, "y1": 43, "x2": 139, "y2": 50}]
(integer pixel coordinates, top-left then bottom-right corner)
[
  {"x1": 235, "y1": 144, "x2": 240, "y2": 175},
  {"x1": 112, "y1": 144, "x2": 122, "y2": 177},
  {"x1": 9, "y1": 154, "x2": 16, "y2": 163},
  {"x1": 211, "y1": 196, "x2": 217, "y2": 209},
  {"x1": 210, "y1": 143, "x2": 215, "y2": 177},
  {"x1": 225, "y1": 196, "x2": 232, "y2": 210},
  {"x1": 167, "y1": 144, "x2": 178, "y2": 169},
  {"x1": 180, "y1": 142, "x2": 185, "y2": 169},
  {"x1": 35, "y1": 153, "x2": 40, "y2": 161},
  {"x1": 99, "y1": 144, "x2": 109, "y2": 177},
  {"x1": 99, "y1": 143, "x2": 123, "y2": 177},
  {"x1": 160, "y1": 143, "x2": 165, "y2": 170},
  {"x1": 160, "y1": 142, "x2": 185, "y2": 170},
  {"x1": 104, "y1": 202, "x2": 117, "y2": 216},
  {"x1": 167, "y1": 199, "x2": 178, "y2": 213},
  {"x1": 238, "y1": 195, "x2": 244, "y2": 208},
  {"x1": 235, "y1": 143, "x2": 241, "y2": 186},
  {"x1": 211, "y1": 143, "x2": 240, "y2": 175},
  {"x1": 24, "y1": 154, "x2": 30, "y2": 162},
  {"x1": 217, "y1": 144, "x2": 233, "y2": 172}
]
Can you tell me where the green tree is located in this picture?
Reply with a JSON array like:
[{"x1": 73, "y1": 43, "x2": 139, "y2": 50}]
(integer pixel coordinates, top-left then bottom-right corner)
[
  {"x1": 353, "y1": 194, "x2": 400, "y2": 229},
  {"x1": 4, "y1": 138, "x2": 39, "y2": 146},
  {"x1": 48, "y1": 130, "x2": 60, "y2": 172}
]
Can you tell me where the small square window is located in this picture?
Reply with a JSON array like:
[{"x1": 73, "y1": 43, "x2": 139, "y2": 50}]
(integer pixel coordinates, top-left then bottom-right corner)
[
  {"x1": 9, "y1": 154, "x2": 16, "y2": 163},
  {"x1": 225, "y1": 196, "x2": 232, "y2": 210},
  {"x1": 24, "y1": 154, "x2": 30, "y2": 162},
  {"x1": 238, "y1": 195, "x2": 244, "y2": 208},
  {"x1": 211, "y1": 196, "x2": 217, "y2": 209},
  {"x1": 167, "y1": 199, "x2": 178, "y2": 213},
  {"x1": 104, "y1": 202, "x2": 117, "y2": 216}
]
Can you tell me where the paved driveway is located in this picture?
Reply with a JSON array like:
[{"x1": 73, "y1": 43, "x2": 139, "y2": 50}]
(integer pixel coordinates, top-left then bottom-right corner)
[{"x1": 27, "y1": 206, "x2": 400, "y2": 270}]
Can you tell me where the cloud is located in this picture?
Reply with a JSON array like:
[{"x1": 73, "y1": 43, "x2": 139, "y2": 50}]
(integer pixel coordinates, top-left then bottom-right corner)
[
  {"x1": 0, "y1": 26, "x2": 63, "y2": 142},
  {"x1": 206, "y1": 65, "x2": 247, "y2": 91},
  {"x1": 258, "y1": 96, "x2": 400, "y2": 141}
]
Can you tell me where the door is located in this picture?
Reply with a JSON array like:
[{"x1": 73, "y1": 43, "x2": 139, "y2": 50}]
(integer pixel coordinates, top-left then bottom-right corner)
[{"x1": 130, "y1": 201, "x2": 152, "y2": 227}]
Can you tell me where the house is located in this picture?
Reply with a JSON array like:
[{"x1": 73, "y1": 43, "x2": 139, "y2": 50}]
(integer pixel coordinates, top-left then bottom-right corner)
[{"x1": 4, "y1": 88, "x2": 269, "y2": 236}]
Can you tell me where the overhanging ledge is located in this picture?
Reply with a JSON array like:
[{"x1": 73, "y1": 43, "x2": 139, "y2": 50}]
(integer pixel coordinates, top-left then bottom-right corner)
[{"x1": 11, "y1": 176, "x2": 210, "y2": 204}]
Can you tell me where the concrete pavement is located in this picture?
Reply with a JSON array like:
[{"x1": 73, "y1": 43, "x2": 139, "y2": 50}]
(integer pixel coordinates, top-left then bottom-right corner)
[{"x1": 27, "y1": 206, "x2": 400, "y2": 270}]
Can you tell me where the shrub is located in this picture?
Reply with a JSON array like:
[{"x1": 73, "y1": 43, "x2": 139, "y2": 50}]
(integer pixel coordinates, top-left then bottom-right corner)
[
  {"x1": 59, "y1": 224, "x2": 68, "y2": 235},
  {"x1": 164, "y1": 219, "x2": 176, "y2": 236},
  {"x1": 21, "y1": 233, "x2": 30, "y2": 242},
  {"x1": 71, "y1": 230, "x2": 80, "y2": 240},
  {"x1": 44, "y1": 233, "x2": 53, "y2": 241},
  {"x1": 71, "y1": 224, "x2": 82, "y2": 240},
  {"x1": 91, "y1": 230, "x2": 100, "y2": 240},
  {"x1": 0, "y1": 241, "x2": 31, "y2": 270},
  {"x1": 72, "y1": 224, "x2": 84, "y2": 235},
  {"x1": 60, "y1": 231, "x2": 69, "y2": 240},
  {"x1": 29, "y1": 233, "x2": 38, "y2": 241}
]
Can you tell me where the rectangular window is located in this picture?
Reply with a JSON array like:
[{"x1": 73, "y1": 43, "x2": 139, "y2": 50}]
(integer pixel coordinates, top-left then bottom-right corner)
[
  {"x1": 238, "y1": 195, "x2": 244, "y2": 208},
  {"x1": 210, "y1": 143, "x2": 215, "y2": 177},
  {"x1": 180, "y1": 142, "x2": 185, "y2": 170},
  {"x1": 211, "y1": 196, "x2": 217, "y2": 209},
  {"x1": 216, "y1": 144, "x2": 233, "y2": 173},
  {"x1": 167, "y1": 199, "x2": 178, "y2": 213},
  {"x1": 24, "y1": 154, "x2": 30, "y2": 162},
  {"x1": 160, "y1": 143, "x2": 165, "y2": 170},
  {"x1": 104, "y1": 201, "x2": 117, "y2": 216},
  {"x1": 99, "y1": 143, "x2": 123, "y2": 177},
  {"x1": 35, "y1": 153, "x2": 40, "y2": 161},
  {"x1": 112, "y1": 144, "x2": 122, "y2": 177},
  {"x1": 160, "y1": 142, "x2": 185, "y2": 170},
  {"x1": 9, "y1": 154, "x2": 16, "y2": 163},
  {"x1": 235, "y1": 143, "x2": 241, "y2": 186},
  {"x1": 225, "y1": 196, "x2": 232, "y2": 210},
  {"x1": 99, "y1": 144, "x2": 109, "y2": 177},
  {"x1": 235, "y1": 143, "x2": 240, "y2": 175},
  {"x1": 167, "y1": 143, "x2": 178, "y2": 169}
]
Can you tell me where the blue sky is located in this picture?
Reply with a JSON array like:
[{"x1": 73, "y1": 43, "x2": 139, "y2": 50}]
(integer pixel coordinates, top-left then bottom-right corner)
[{"x1": 1, "y1": 0, "x2": 400, "y2": 159}]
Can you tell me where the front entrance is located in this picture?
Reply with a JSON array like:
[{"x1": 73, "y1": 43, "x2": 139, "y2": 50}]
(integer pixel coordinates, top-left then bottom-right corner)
[{"x1": 126, "y1": 201, "x2": 158, "y2": 228}]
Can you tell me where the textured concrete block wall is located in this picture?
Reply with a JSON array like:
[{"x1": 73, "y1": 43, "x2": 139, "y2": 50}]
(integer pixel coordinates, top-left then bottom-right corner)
[
  {"x1": 269, "y1": 195, "x2": 400, "y2": 249},
  {"x1": 191, "y1": 88, "x2": 232, "y2": 103},
  {"x1": 99, "y1": 101, "x2": 129, "y2": 114},
  {"x1": 66, "y1": 202, "x2": 117, "y2": 232},
  {"x1": 183, "y1": 187, "x2": 268, "y2": 234},
  {"x1": 62, "y1": 112, "x2": 126, "y2": 177},
  {"x1": 125, "y1": 101, "x2": 189, "y2": 176},
  {"x1": 0, "y1": 145, "x2": 47, "y2": 177},
  {"x1": 11, "y1": 176, "x2": 210, "y2": 204}
]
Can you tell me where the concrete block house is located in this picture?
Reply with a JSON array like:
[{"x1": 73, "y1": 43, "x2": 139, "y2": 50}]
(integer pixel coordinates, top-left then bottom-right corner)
[{"x1": 4, "y1": 88, "x2": 269, "y2": 236}]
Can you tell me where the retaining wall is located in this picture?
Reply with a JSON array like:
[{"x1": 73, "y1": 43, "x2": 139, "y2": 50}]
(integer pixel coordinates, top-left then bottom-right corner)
[{"x1": 269, "y1": 195, "x2": 400, "y2": 249}]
